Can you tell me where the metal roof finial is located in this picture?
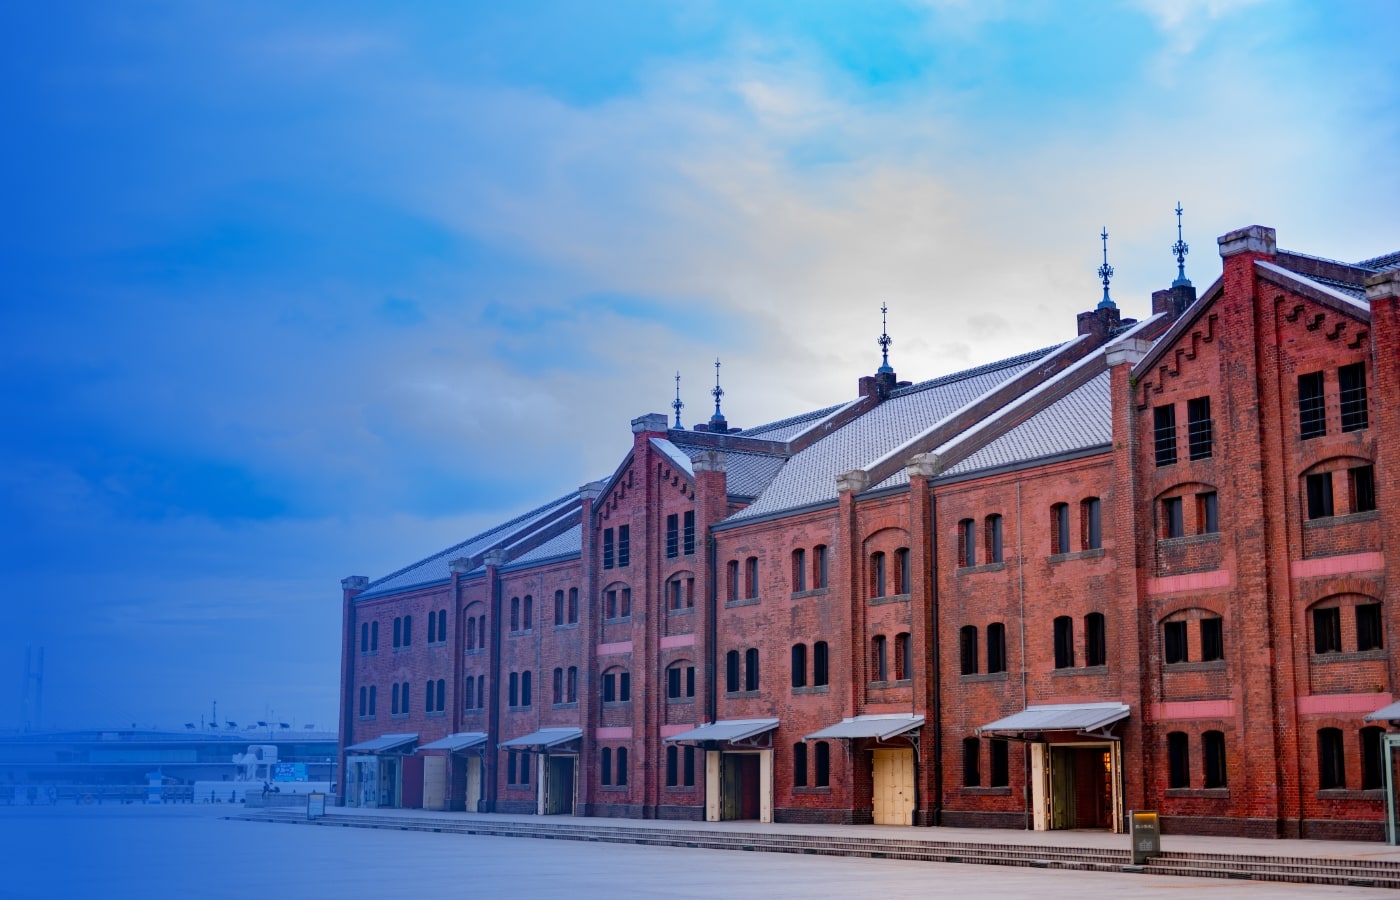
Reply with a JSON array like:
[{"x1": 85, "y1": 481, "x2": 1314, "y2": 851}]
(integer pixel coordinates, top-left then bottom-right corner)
[
  {"x1": 877, "y1": 304, "x2": 894, "y2": 375},
  {"x1": 1097, "y1": 227, "x2": 1116, "y2": 310},
  {"x1": 1172, "y1": 202, "x2": 1191, "y2": 287},
  {"x1": 672, "y1": 372, "x2": 684, "y2": 428},
  {"x1": 710, "y1": 358, "x2": 725, "y2": 423}
]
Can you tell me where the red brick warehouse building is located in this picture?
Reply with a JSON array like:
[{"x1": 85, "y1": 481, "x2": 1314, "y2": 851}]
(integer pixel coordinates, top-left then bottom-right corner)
[{"x1": 337, "y1": 223, "x2": 1400, "y2": 840}]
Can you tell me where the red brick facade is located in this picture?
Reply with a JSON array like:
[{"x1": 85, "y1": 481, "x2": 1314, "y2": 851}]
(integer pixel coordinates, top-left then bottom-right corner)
[{"x1": 339, "y1": 226, "x2": 1400, "y2": 840}]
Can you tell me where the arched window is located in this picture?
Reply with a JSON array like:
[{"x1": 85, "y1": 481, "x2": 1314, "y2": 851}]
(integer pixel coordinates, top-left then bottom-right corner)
[
  {"x1": 510, "y1": 597, "x2": 520, "y2": 631},
  {"x1": 813, "y1": 545, "x2": 828, "y2": 589},
  {"x1": 989, "y1": 739, "x2": 1009, "y2": 787},
  {"x1": 394, "y1": 617, "x2": 402, "y2": 648},
  {"x1": 521, "y1": 670, "x2": 532, "y2": 707},
  {"x1": 436, "y1": 679, "x2": 446, "y2": 712},
  {"x1": 745, "y1": 557, "x2": 759, "y2": 599},
  {"x1": 368, "y1": 685, "x2": 376, "y2": 715},
  {"x1": 601, "y1": 747, "x2": 612, "y2": 786},
  {"x1": 791, "y1": 548, "x2": 807, "y2": 592},
  {"x1": 554, "y1": 590, "x2": 565, "y2": 626},
  {"x1": 744, "y1": 647, "x2": 760, "y2": 692},
  {"x1": 960, "y1": 626, "x2": 978, "y2": 676},
  {"x1": 476, "y1": 676, "x2": 484, "y2": 709},
  {"x1": 438, "y1": 609, "x2": 447, "y2": 643},
  {"x1": 1082, "y1": 497, "x2": 1102, "y2": 549},
  {"x1": 567, "y1": 666, "x2": 578, "y2": 703},
  {"x1": 398, "y1": 682, "x2": 408, "y2": 713},
  {"x1": 872, "y1": 635, "x2": 888, "y2": 682},
  {"x1": 1202, "y1": 730, "x2": 1226, "y2": 788},
  {"x1": 793, "y1": 742, "x2": 808, "y2": 787},
  {"x1": 360, "y1": 623, "x2": 369, "y2": 652},
  {"x1": 985, "y1": 515, "x2": 1003, "y2": 564},
  {"x1": 727, "y1": 560, "x2": 739, "y2": 603},
  {"x1": 552, "y1": 668, "x2": 563, "y2": 704},
  {"x1": 1167, "y1": 731, "x2": 1189, "y2": 788},
  {"x1": 620, "y1": 587, "x2": 631, "y2": 618},
  {"x1": 467, "y1": 615, "x2": 477, "y2": 650},
  {"x1": 894, "y1": 547, "x2": 910, "y2": 594},
  {"x1": 667, "y1": 661, "x2": 695, "y2": 699},
  {"x1": 464, "y1": 676, "x2": 476, "y2": 710},
  {"x1": 403, "y1": 614, "x2": 412, "y2": 646},
  {"x1": 477, "y1": 615, "x2": 486, "y2": 649},
  {"x1": 987, "y1": 622, "x2": 1006, "y2": 673},
  {"x1": 615, "y1": 747, "x2": 629, "y2": 786},
  {"x1": 603, "y1": 667, "x2": 629, "y2": 703},
  {"x1": 1318, "y1": 728, "x2": 1345, "y2": 789},
  {"x1": 726, "y1": 650, "x2": 740, "y2": 693},
  {"x1": 370, "y1": 621, "x2": 378, "y2": 651},
  {"x1": 870, "y1": 551, "x2": 887, "y2": 597},
  {"x1": 815, "y1": 741, "x2": 830, "y2": 787},
  {"x1": 422, "y1": 680, "x2": 431, "y2": 713},
  {"x1": 391, "y1": 682, "x2": 400, "y2": 715},
  {"x1": 666, "y1": 745, "x2": 679, "y2": 787},
  {"x1": 958, "y1": 519, "x2": 976, "y2": 568},
  {"x1": 813, "y1": 641, "x2": 829, "y2": 686},
  {"x1": 1053, "y1": 616, "x2": 1074, "y2": 669},
  {"x1": 1051, "y1": 503, "x2": 1070, "y2": 554},
  {"x1": 1085, "y1": 612, "x2": 1106, "y2": 666},
  {"x1": 568, "y1": 588, "x2": 579, "y2": 623},
  {"x1": 427, "y1": 612, "x2": 436, "y2": 644},
  {"x1": 894, "y1": 632, "x2": 911, "y2": 681},
  {"x1": 508, "y1": 672, "x2": 519, "y2": 707},
  {"x1": 791, "y1": 643, "x2": 807, "y2": 688},
  {"x1": 963, "y1": 737, "x2": 981, "y2": 787}
]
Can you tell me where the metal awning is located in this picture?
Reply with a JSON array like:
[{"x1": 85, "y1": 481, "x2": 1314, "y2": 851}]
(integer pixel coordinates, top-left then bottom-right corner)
[
  {"x1": 498, "y1": 728, "x2": 582, "y2": 751},
  {"x1": 806, "y1": 714, "x2": 924, "y2": 741},
  {"x1": 664, "y1": 719, "x2": 780, "y2": 746},
  {"x1": 978, "y1": 703, "x2": 1130, "y2": 740},
  {"x1": 345, "y1": 733, "x2": 419, "y2": 753},
  {"x1": 418, "y1": 732, "x2": 489, "y2": 752},
  {"x1": 1365, "y1": 702, "x2": 1400, "y2": 722}
]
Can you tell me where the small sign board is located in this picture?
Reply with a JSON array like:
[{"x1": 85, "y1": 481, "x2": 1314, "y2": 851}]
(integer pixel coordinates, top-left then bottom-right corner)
[
  {"x1": 1129, "y1": 810, "x2": 1161, "y2": 864},
  {"x1": 306, "y1": 792, "x2": 326, "y2": 820},
  {"x1": 274, "y1": 762, "x2": 308, "y2": 782}
]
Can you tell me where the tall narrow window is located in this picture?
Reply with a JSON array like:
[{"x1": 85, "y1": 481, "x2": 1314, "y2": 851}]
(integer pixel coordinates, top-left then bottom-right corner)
[
  {"x1": 683, "y1": 746, "x2": 695, "y2": 786},
  {"x1": 1200, "y1": 617, "x2": 1224, "y2": 661},
  {"x1": 619, "y1": 672, "x2": 630, "y2": 702},
  {"x1": 508, "y1": 752, "x2": 518, "y2": 785},
  {"x1": 568, "y1": 588, "x2": 578, "y2": 624},
  {"x1": 1187, "y1": 396, "x2": 1213, "y2": 460},
  {"x1": 987, "y1": 623, "x2": 1006, "y2": 674},
  {"x1": 602, "y1": 671, "x2": 617, "y2": 703},
  {"x1": 464, "y1": 676, "x2": 476, "y2": 710},
  {"x1": 402, "y1": 615, "x2": 411, "y2": 646},
  {"x1": 1085, "y1": 612, "x2": 1106, "y2": 667},
  {"x1": 477, "y1": 676, "x2": 484, "y2": 709},
  {"x1": 1052, "y1": 503, "x2": 1070, "y2": 554},
  {"x1": 683, "y1": 511, "x2": 695, "y2": 555},
  {"x1": 1053, "y1": 616, "x2": 1074, "y2": 669},
  {"x1": 394, "y1": 617, "x2": 402, "y2": 648},
  {"x1": 959, "y1": 626, "x2": 979, "y2": 676},
  {"x1": 791, "y1": 548, "x2": 806, "y2": 593},
  {"x1": 727, "y1": 560, "x2": 739, "y2": 603},
  {"x1": 466, "y1": 617, "x2": 476, "y2": 649},
  {"x1": 1154, "y1": 404, "x2": 1178, "y2": 466},
  {"x1": 1306, "y1": 472, "x2": 1333, "y2": 519},
  {"x1": 986, "y1": 515, "x2": 1003, "y2": 564},
  {"x1": 554, "y1": 590, "x2": 564, "y2": 626},
  {"x1": 1313, "y1": 607, "x2": 1342, "y2": 654},
  {"x1": 1363, "y1": 726, "x2": 1385, "y2": 790},
  {"x1": 620, "y1": 588, "x2": 631, "y2": 618},
  {"x1": 436, "y1": 679, "x2": 446, "y2": 712},
  {"x1": 793, "y1": 742, "x2": 808, "y2": 787},
  {"x1": 1351, "y1": 465, "x2": 1376, "y2": 514},
  {"x1": 1083, "y1": 497, "x2": 1102, "y2": 550},
  {"x1": 368, "y1": 685, "x2": 376, "y2": 716},
  {"x1": 814, "y1": 545, "x2": 828, "y2": 589},
  {"x1": 360, "y1": 623, "x2": 369, "y2": 652},
  {"x1": 895, "y1": 548, "x2": 911, "y2": 594},
  {"x1": 600, "y1": 747, "x2": 612, "y2": 786},
  {"x1": 1203, "y1": 731, "x2": 1227, "y2": 788},
  {"x1": 1357, "y1": 603, "x2": 1384, "y2": 652},
  {"x1": 745, "y1": 557, "x2": 758, "y2": 599},
  {"x1": 665, "y1": 514, "x2": 679, "y2": 558},
  {"x1": 370, "y1": 621, "x2": 378, "y2": 651},
  {"x1": 725, "y1": 650, "x2": 740, "y2": 693},
  {"x1": 1167, "y1": 732, "x2": 1190, "y2": 788},
  {"x1": 871, "y1": 551, "x2": 886, "y2": 597},
  {"x1": 963, "y1": 737, "x2": 981, "y2": 787},
  {"x1": 427, "y1": 612, "x2": 437, "y2": 644},
  {"x1": 1339, "y1": 362, "x2": 1368, "y2": 432},
  {"x1": 1163, "y1": 497, "x2": 1184, "y2": 538},
  {"x1": 1318, "y1": 728, "x2": 1345, "y2": 789},
  {"x1": 521, "y1": 671, "x2": 531, "y2": 707},
  {"x1": 509, "y1": 672, "x2": 519, "y2": 707},
  {"x1": 567, "y1": 667, "x2": 577, "y2": 703},
  {"x1": 616, "y1": 747, "x2": 628, "y2": 786},
  {"x1": 359, "y1": 686, "x2": 366, "y2": 717},
  {"x1": 522, "y1": 596, "x2": 532, "y2": 631},
  {"x1": 1298, "y1": 372, "x2": 1326, "y2": 439},
  {"x1": 1164, "y1": 620, "x2": 1188, "y2": 664},
  {"x1": 958, "y1": 519, "x2": 976, "y2": 568},
  {"x1": 391, "y1": 682, "x2": 400, "y2": 715},
  {"x1": 477, "y1": 615, "x2": 486, "y2": 649},
  {"x1": 989, "y1": 739, "x2": 1010, "y2": 787},
  {"x1": 666, "y1": 745, "x2": 679, "y2": 787},
  {"x1": 813, "y1": 641, "x2": 829, "y2": 686},
  {"x1": 1197, "y1": 492, "x2": 1218, "y2": 534},
  {"x1": 511, "y1": 597, "x2": 520, "y2": 631},
  {"x1": 814, "y1": 741, "x2": 830, "y2": 787},
  {"x1": 872, "y1": 635, "x2": 888, "y2": 681},
  {"x1": 552, "y1": 668, "x2": 563, "y2": 704},
  {"x1": 603, "y1": 527, "x2": 615, "y2": 569},
  {"x1": 617, "y1": 525, "x2": 630, "y2": 567},
  {"x1": 744, "y1": 648, "x2": 760, "y2": 691},
  {"x1": 791, "y1": 643, "x2": 807, "y2": 688},
  {"x1": 894, "y1": 632, "x2": 911, "y2": 681}
]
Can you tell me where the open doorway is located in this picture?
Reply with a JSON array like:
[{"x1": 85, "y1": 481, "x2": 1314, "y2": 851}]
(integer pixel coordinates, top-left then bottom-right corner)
[
  {"x1": 721, "y1": 754, "x2": 761, "y2": 820},
  {"x1": 1031, "y1": 741, "x2": 1122, "y2": 832},
  {"x1": 544, "y1": 755, "x2": 576, "y2": 815}
]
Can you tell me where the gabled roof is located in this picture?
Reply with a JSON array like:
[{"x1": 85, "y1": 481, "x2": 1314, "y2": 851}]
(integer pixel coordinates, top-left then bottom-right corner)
[
  {"x1": 1257, "y1": 260, "x2": 1370, "y2": 317},
  {"x1": 500, "y1": 523, "x2": 583, "y2": 573},
  {"x1": 1358, "y1": 250, "x2": 1400, "y2": 272},
  {"x1": 726, "y1": 346, "x2": 1061, "y2": 521},
  {"x1": 357, "y1": 493, "x2": 577, "y2": 600},
  {"x1": 737, "y1": 402, "x2": 848, "y2": 441},
  {"x1": 666, "y1": 435, "x2": 789, "y2": 499}
]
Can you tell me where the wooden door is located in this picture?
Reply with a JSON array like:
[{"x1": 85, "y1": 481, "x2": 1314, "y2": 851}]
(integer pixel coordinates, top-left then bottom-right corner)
[
  {"x1": 465, "y1": 757, "x2": 481, "y2": 812},
  {"x1": 872, "y1": 749, "x2": 915, "y2": 825},
  {"x1": 421, "y1": 755, "x2": 447, "y2": 810}
]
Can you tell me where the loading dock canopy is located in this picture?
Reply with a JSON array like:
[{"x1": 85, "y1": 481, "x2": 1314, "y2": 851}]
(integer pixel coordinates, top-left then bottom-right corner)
[
  {"x1": 1365, "y1": 702, "x2": 1400, "y2": 722},
  {"x1": 418, "y1": 732, "x2": 488, "y2": 752},
  {"x1": 498, "y1": 728, "x2": 582, "y2": 751},
  {"x1": 806, "y1": 714, "x2": 924, "y2": 741},
  {"x1": 345, "y1": 733, "x2": 419, "y2": 753},
  {"x1": 664, "y1": 719, "x2": 780, "y2": 746},
  {"x1": 978, "y1": 703, "x2": 1130, "y2": 740}
]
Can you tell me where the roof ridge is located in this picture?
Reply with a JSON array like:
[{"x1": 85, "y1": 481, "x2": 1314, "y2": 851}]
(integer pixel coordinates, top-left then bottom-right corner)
[
  {"x1": 363, "y1": 492, "x2": 575, "y2": 590},
  {"x1": 729, "y1": 401, "x2": 849, "y2": 437},
  {"x1": 889, "y1": 344, "x2": 1064, "y2": 399},
  {"x1": 1357, "y1": 249, "x2": 1400, "y2": 270}
]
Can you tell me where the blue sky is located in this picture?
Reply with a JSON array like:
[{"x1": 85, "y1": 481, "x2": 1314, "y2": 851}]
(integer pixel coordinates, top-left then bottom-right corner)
[{"x1": 4, "y1": 0, "x2": 1398, "y2": 731}]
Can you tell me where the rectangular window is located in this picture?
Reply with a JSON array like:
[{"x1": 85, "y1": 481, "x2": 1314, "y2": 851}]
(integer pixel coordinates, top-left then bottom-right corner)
[
  {"x1": 1313, "y1": 607, "x2": 1342, "y2": 654},
  {"x1": 962, "y1": 737, "x2": 981, "y2": 787},
  {"x1": 959, "y1": 626, "x2": 978, "y2": 676},
  {"x1": 987, "y1": 623, "x2": 1006, "y2": 674},
  {"x1": 989, "y1": 739, "x2": 1009, "y2": 788},
  {"x1": 1154, "y1": 404, "x2": 1177, "y2": 466},
  {"x1": 1339, "y1": 362, "x2": 1368, "y2": 432},
  {"x1": 1298, "y1": 372, "x2": 1326, "y2": 439},
  {"x1": 603, "y1": 672, "x2": 616, "y2": 703},
  {"x1": 666, "y1": 745, "x2": 678, "y2": 787},
  {"x1": 507, "y1": 751, "x2": 517, "y2": 785},
  {"x1": 1197, "y1": 492, "x2": 1218, "y2": 534},
  {"x1": 683, "y1": 746, "x2": 695, "y2": 786},
  {"x1": 1164, "y1": 620, "x2": 1188, "y2": 664},
  {"x1": 791, "y1": 549, "x2": 806, "y2": 593},
  {"x1": 1187, "y1": 396, "x2": 1213, "y2": 460},
  {"x1": 812, "y1": 641, "x2": 829, "y2": 687},
  {"x1": 1306, "y1": 472, "x2": 1334, "y2": 519},
  {"x1": 1357, "y1": 603, "x2": 1384, "y2": 652},
  {"x1": 1083, "y1": 498, "x2": 1102, "y2": 550},
  {"x1": 1167, "y1": 732, "x2": 1189, "y2": 789},
  {"x1": 814, "y1": 545, "x2": 828, "y2": 589},
  {"x1": 745, "y1": 647, "x2": 760, "y2": 692},
  {"x1": 727, "y1": 560, "x2": 739, "y2": 603},
  {"x1": 1053, "y1": 504, "x2": 1070, "y2": 555},
  {"x1": 1350, "y1": 465, "x2": 1376, "y2": 514},
  {"x1": 793, "y1": 743, "x2": 808, "y2": 788},
  {"x1": 1203, "y1": 731, "x2": 1227, "y2": 788},
  {"x1": 1200, "y1": 617, "x2": 1224, "y2": 661},
  {"x1": 986, "y1": 516, "x2": 1003, "y2": 564},
  {"x1": 665, "y1": 514, "x2": 679, "y2": 558},
  {"x1": 958, "y1": 519, "x2": 976, "y2": 568},
  {"x1": 1085, "y1": 613, "x2": 1106, "y2": 667},
  {"x1": 682, "y1": 511, "x2": 695, "y2": 555},
  {"x1": 602, "y1": 528, "x2": 615, "y2": 569},
  {"x1": 745, "y1": 556, "x2": 758, "y2": 599},
  {"x1": 667, "y1": 666, "x2": 681, "y2": 699},
  {"x1": 1363, "y1": 727, "x2": 1385, "y2": 790},
  {"x1": 617, "y1": 525, "x2": 630, "y2": 567},
  {"x1": 1163, "y1": 497, "x2": 1184, "y2": 538},
  {"x1": 1319, "y1": 728, "x2": 1345, "y2": 789},
  {"x1": 896, "y1": 547, "x2": 911, "y2": 594},
  {"x1": 1053, "y1": 617, "x2": 1074, "y2": 669}
]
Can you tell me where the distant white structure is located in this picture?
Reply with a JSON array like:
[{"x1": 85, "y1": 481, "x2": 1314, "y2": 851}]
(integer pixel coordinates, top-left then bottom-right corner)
[
  {"x1": 192, "y1": 743, "x2": 330, "y2": 803},
  {"x1": 233, "y1": 745, "x2": 279, "y2": 782}
]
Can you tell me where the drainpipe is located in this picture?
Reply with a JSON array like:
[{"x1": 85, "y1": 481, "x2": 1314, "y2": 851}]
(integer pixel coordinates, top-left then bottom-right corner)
[{"x1": 929, "y1": 494, "x2": 943, "y2": 825}]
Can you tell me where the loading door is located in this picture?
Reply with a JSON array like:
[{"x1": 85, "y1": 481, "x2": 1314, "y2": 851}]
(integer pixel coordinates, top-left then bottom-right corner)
[
  {"x1": 545, "y1": 756, "x2": 576, "y2": 815},
  {"x1": 465, "y1": 756, "x2": 482, "y2": 813},
  {"x1": 721, "y1": 754, "x2": 761, "y2": 820},
  {"x1": 421, "y1": 755, "x2": 447, "y2": 811},
  {"x1": 872, "y1": 749, "x2": 915, "y2": 825}
]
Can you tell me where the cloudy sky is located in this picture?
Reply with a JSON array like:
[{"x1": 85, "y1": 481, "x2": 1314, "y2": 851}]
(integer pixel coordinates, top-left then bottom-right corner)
[{"x1": 5, "y1": 0, "x2": 1398, "y2": 731}]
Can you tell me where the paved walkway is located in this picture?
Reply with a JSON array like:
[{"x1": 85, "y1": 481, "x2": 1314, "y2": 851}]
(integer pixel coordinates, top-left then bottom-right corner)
[{"x1": 282, "y1": 805, "x2": 1400, "y2": 864}]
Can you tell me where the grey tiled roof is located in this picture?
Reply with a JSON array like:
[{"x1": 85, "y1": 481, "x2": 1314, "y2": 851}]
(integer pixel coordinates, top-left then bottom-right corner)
[
  {"x1": 1257, "y1": 261, "x2": 1369, "y2": 314},
  {"x1": 650, "y1": 438, "x2": 694, "y2": 476},
  {"x1": 728, "y1": 347, "x2": 1058, "y2": 520},
  {"x1": 737, "y1": 402, "x2": 849, "y2": 441},
  {"x1": 357, "y1": 493, "x2": 576, "y2": 599},
  {"x1": 503, "y1": 523, "x2": 582, "y2": 569},
  {"x1": 1358, "y1": 250, "x2": 1400, "y2": 272},
  {"x1": 1310, "y1": 276, "x2": 1367, "y2": 302},
  {"x1": 667, "y1": 435, "x2": 789, "y2": 498}
]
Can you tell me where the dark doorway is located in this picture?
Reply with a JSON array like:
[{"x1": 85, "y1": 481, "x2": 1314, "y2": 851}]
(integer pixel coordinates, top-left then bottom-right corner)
[
  {"x1": 721, "y1": 754, "x2": 761, "y2": 820},
  {"x1": 1050, "y1": 746, "x2": 1111, "y2": 829},
  {"x1": 546, "y1": 756, "x2": 575, "y2": 815}
]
